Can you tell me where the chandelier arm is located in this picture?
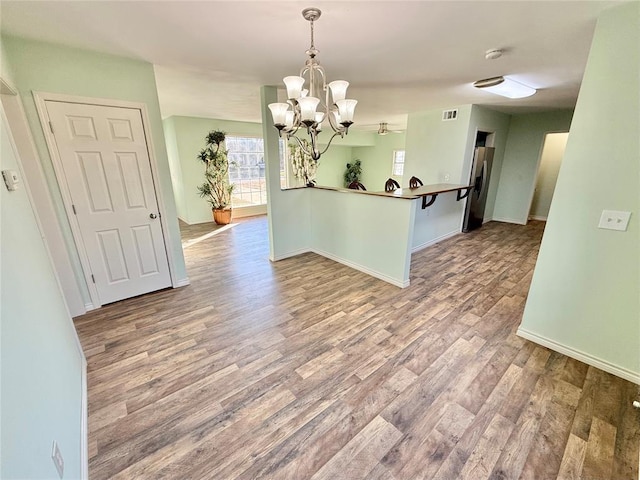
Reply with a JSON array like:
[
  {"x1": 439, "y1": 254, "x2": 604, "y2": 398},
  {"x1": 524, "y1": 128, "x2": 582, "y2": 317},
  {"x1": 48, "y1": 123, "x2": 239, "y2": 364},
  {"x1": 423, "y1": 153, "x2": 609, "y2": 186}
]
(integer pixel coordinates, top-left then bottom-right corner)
[
  {"x1": 308, "y1": 127, "x2": 321, "y2": 161},
  {"x1": 325, "y1": 107, "x2": 344, "y2": 134},
  {"x1": 318, "y1": 131, "x2": 345, "y2": 156},
  {"x1": 288, "y1": 134, "x2": 314, "y2": 159}
]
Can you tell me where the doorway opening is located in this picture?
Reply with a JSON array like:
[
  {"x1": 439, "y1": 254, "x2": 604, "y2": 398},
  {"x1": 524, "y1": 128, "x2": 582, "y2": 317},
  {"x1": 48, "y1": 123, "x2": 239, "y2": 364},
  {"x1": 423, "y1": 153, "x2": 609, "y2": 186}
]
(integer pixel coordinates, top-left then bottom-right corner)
[
  {"x1": 528, "y1": 132, "x2": 569, "y2": 221},
  {"x1": 462, "y1": 130, "x2": 496, "y2": 232}
]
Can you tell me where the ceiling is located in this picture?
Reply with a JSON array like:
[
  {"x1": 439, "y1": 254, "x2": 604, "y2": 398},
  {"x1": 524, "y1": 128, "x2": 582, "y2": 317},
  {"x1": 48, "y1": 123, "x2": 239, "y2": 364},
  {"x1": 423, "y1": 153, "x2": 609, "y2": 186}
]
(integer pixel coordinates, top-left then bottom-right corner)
[{"x1": 1, "y1": 1, "x2": 623, "y2": 131}]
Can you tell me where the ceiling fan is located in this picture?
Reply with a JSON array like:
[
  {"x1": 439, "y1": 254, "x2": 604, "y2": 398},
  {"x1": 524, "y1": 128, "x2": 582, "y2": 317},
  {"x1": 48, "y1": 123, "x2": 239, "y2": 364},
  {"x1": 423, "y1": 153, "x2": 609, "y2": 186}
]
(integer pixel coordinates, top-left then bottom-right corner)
[{"x1": 375, "y1": 122, "x2": 404, "y2": 135}]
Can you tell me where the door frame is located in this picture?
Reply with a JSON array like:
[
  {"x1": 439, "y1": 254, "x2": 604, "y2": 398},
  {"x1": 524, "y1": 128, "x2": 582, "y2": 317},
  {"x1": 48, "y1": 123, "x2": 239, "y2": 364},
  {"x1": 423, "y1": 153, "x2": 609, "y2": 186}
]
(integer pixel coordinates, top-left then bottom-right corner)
[
  {"x1": 524, "y1": 129, "x2": 569, "y2": 225},
  {"x1": 2, "y1": 90, "x2": 87, "y2": 316},
  {"x1": 33, "y1": 91, "x2": 179, "y2": 309}
]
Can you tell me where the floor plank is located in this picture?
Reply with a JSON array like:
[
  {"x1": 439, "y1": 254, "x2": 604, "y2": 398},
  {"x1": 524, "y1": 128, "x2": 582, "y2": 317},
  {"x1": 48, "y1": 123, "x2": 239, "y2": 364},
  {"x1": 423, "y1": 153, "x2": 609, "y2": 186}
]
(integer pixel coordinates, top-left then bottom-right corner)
[{"x1": 74, "y1": 216, "x2": 640, "y2": 479}]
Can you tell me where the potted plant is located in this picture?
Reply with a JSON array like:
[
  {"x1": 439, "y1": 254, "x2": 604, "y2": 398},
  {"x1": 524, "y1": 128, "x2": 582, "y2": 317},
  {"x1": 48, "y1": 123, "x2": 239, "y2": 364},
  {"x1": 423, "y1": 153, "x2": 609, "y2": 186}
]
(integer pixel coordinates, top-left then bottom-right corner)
[
  {"x1": 343, "y1": 159, "x2": 362, "y2": 187},
  {"x1": 197, "y1": 130, "x2": 234, "y2": 225}
]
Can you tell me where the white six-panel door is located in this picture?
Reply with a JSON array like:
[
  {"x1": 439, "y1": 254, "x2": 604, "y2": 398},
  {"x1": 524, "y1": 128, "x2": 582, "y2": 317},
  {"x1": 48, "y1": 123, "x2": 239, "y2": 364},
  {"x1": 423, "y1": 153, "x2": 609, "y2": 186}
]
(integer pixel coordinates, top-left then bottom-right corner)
[{"x1": 46, "y1": 101, "x2": 171, "y2": 305}]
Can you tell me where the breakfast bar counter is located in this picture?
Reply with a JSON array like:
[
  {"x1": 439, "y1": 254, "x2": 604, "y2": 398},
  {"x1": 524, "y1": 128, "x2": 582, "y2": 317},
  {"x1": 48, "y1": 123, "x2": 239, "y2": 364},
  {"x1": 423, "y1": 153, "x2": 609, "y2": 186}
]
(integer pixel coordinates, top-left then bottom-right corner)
[{"x1": 312, "y1": 183, "x2": 473, "y2": 209}]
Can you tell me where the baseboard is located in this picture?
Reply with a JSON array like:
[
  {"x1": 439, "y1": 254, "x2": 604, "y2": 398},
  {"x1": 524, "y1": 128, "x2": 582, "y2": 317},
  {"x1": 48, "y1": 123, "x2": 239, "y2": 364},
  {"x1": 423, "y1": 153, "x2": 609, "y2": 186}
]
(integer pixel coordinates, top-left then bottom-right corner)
[
  {"x1": 517, "y1": 327, "x2": 640, "y2": 385},
  {"x1": 80, "y1": 357, "x2": 89, "y2": 480},
  {"x1": 528, "y1": 215, "x2": 548, "y2": 222},
  {"x1": 233, "y1": 205, "x2": 267, "y2": 218},
  {"x1": 411, "y1": 230, "x2": 460, "y2": 253},
  {"x1": 84, "y1": 302, "x2": 96, "y2": 311},
  {"x1": 311, "y1": 248, "x2": 409, "y2": 288},
  {"x1": 174, "y1": 277, "x2": 191, "y2": 288},
  {"x1": 492, "y1": 216, "x2": 527, "y2": 225},
  {"x1": 270, "y1": 247, "x2": 408, "y2": 288},
  {"x1": 270, "y1": 248, "x2": 311, "y2": 262}
]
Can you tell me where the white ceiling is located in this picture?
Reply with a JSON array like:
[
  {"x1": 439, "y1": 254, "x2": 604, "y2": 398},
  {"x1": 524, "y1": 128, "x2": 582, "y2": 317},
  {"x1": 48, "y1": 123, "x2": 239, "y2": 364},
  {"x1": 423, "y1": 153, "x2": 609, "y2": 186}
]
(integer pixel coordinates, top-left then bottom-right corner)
[{"x1": 1, "y1": 1, "x2": 623, "y2": 131}]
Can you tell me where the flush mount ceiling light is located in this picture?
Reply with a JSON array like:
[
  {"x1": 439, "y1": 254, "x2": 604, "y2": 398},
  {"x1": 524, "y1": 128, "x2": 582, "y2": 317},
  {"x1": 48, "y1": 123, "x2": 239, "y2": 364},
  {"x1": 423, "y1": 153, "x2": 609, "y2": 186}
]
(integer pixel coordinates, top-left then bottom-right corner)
[
  {"x1": 473, "y1": 76, "x2": 536, "y2": 99},
  {"x1": 268, "y1": 7, "x2": 357, "y2": 161},
  {"x1": 485, "y1": 49, "x2": 503, "y2": 60}
]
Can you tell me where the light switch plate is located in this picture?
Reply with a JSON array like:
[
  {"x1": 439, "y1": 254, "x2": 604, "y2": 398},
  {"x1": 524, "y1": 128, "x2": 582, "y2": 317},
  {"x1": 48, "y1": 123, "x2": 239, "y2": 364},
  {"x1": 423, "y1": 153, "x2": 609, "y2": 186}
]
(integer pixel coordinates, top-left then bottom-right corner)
[
  {"x1": 2, "y1": 169, "x2": 19, "y2": 191},
  {"x1": 598, "y1": 210, "x2": 631, "y2": 231}
]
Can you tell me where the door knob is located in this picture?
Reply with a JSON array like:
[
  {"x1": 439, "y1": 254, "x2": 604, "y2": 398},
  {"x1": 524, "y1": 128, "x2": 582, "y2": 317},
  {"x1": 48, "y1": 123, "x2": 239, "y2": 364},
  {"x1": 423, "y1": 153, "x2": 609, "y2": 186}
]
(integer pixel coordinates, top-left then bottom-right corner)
[{"x1": 149, "y1": 213, "x2": 157, "y2": 219}]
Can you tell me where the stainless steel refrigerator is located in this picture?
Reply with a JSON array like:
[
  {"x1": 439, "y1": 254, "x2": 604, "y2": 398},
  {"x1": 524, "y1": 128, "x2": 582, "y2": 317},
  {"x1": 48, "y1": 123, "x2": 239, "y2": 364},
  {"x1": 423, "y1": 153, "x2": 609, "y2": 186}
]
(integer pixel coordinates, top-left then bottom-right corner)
[{"x1": 462, "y1": 146, "x2": 495, "y2": 232}]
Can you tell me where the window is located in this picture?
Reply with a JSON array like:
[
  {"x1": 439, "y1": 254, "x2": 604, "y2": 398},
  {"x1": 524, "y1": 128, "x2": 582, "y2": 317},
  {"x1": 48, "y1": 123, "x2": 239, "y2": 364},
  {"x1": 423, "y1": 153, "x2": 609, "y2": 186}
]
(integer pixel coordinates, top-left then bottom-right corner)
[
  {"x1": 392, "y1": 150, "x2": 405, "y2": 176},
  {"x1": 226, "y1": 136, "x2": 266, "y2": 207},
  {"x1": 225, "y1": 136, "x2": 286, "y2": 207}
]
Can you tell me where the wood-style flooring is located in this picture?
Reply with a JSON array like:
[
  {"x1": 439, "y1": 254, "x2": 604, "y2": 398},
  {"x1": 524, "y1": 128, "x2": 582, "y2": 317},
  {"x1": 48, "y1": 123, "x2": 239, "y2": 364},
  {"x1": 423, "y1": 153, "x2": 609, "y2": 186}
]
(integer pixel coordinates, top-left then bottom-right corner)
[
  {"x1": 74, "y1": 216, "x2": 640, "y2": 479},
  {"x1": 179, "y1": 219, "x2": 228, "y2": 245}
]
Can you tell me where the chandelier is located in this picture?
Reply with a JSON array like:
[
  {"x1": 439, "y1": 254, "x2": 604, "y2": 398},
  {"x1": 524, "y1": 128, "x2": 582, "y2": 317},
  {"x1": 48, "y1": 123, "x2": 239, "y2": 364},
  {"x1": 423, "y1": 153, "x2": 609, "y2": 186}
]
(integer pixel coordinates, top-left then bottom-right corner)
[{"x1": 268, "y1": 7, "x2": 357, "y2": 161}]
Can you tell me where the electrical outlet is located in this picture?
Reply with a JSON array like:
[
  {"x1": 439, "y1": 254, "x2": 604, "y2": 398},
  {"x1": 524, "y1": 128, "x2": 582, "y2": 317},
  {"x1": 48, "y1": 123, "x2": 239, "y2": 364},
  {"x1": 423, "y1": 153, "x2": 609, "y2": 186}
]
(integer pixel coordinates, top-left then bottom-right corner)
[
  {"x1": 598, "y1": 210, "x2": 631, "y2": 231},
  {"x1": 51, "y1": 441, "x2": 64, "y2": 478},
  {"x1": 444, "y1": 173, "x2": 451, "y2": 182}
]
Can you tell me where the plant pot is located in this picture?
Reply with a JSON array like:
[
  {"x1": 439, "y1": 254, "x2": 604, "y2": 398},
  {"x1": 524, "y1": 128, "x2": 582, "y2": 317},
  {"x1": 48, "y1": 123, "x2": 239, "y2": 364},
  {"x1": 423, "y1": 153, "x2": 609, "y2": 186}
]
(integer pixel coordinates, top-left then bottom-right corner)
[{"x1": 212, "y1": 208, "x2": 232, "y2": 225}]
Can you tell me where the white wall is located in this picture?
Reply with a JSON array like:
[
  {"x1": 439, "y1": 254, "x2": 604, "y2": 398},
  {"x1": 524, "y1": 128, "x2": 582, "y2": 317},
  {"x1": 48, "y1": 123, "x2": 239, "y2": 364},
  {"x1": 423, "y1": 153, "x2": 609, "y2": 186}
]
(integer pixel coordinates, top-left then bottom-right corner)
[
  {"x1": 519, "y1": 2, "x2": 639, "y2": 383},
  {"x1": 529, "y1": 132, "x2": 568, "y2": 220},
  {"x1": 1, "y1": 104, "x2": 86, "y2": 479}
]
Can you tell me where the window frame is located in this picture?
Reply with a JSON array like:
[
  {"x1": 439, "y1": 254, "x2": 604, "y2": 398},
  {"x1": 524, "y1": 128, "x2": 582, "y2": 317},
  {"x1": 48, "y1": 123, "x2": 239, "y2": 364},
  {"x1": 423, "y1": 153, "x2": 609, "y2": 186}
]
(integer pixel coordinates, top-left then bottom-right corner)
[
  {"x1": 225, "y1": 135, "x2": 267, "y2": 207},
  {"x1": 392, "y1": 149, "x2": 406, "y2": 177}
]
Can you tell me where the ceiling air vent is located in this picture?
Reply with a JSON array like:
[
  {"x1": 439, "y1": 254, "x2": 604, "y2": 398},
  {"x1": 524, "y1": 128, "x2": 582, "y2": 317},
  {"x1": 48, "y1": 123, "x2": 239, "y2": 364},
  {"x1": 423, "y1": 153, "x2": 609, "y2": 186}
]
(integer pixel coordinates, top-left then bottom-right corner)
[{"x1": 442, "y1": 109, "x2": 458, "y2": 121}]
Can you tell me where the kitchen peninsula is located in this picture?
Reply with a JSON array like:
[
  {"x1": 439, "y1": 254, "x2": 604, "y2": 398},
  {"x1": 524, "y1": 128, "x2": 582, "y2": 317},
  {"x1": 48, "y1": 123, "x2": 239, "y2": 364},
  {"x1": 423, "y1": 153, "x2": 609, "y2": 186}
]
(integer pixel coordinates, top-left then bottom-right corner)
[{"x1": 313, "y1": 183, "x2": 473, "y2": 209}]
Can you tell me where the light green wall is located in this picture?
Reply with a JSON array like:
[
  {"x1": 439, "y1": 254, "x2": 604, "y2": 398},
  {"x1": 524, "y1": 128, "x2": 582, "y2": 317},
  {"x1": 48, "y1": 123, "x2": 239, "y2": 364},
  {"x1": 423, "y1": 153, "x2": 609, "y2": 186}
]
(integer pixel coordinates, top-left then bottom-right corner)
[
  {"x1": 310, "y1": 189, "x2": 416, "y2": 286},
  {"x1": 404, "y1": 104, "x2": 511, "y2": 249},
  {"x1": 405, "y1": 106, "x2": 472, "y2": 249},
  {"x1": 2, "y1": 35, "x2": 187, "y2": 300},
  {"x1": 262, "y1": 86, "x2": 416, "y2": 286},
  {"x1": 302, "y1": 130, "x2": 378, "y2": 189},
  {"x1": 405, "y1": 105, "x2": 472, "y2": 185},
  {"x1": 0, "y1": 38, "x2": 16, "y2": 89},
  {"x1": 163, "y1": 115, "x2": 264, "y2": 224},
  {"x1": 1, "y1": 106, "x2": 84, "y2": 479},
  {"x1": 315, "y1": 145, "x2": 353, "y2": 188},
  {"x1": 163, "y1": 115, "x2": 371, "y2": 221},
  {"x1": 261, "y1": 86, "x2": 311, "y2": 260},
  {"x1": 519, "y1": 2, "x2": 639, "y2": 381},
  {"x1": 308, "y1": 131, "x2": 402, "y2": 190},
  {"x1": 163, "y1": 116, "x2": 187, "y2": 221},
  {"x1": 325, "y1": 129, "x2": 375, "y2": 147},
  {"x1": 466, "y1": 105, "x2": 512, "y2": 221},
  {"x1": 493, "y1": 110, "x2": 573, "y2": 224},
  {"x1": 353, "y1": 132, "x2": 407, "y2": 192}
]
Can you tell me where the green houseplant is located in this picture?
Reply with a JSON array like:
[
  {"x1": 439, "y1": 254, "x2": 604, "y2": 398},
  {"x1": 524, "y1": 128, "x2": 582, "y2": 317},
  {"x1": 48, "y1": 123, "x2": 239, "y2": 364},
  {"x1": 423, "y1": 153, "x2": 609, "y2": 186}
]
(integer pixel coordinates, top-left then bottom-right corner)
[
  {"x1": 197, "y1": 130, "x2": 234, "y2": 225},
  {"x1": 343, "y1": 159, "x2": 362, "y2": 187}
]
